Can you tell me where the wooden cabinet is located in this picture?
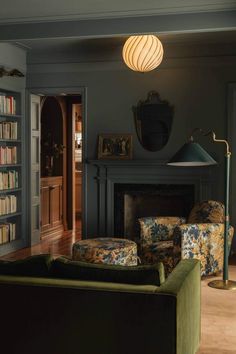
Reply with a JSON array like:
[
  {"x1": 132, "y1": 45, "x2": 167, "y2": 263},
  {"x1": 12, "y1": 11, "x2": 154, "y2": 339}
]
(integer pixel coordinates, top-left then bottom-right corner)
[
  {"x1": 40, "y1": 176, "x2": 63, "y2": 239},
  {"x1": 75, "y1": 171, "x2": 82, "y2": 216}
]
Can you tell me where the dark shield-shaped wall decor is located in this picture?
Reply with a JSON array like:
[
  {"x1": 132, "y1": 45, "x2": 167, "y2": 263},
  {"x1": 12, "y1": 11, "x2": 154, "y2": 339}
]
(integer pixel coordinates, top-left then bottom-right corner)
[{"x1": 133, "y1": 91, "x2": 174, "y2": 151}]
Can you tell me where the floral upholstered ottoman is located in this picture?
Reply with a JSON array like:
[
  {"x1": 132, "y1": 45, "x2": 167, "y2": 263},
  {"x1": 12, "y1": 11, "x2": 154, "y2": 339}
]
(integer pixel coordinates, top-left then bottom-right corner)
[{"x1": 72, "y1": 238, "x2": 138, "y2": 266}]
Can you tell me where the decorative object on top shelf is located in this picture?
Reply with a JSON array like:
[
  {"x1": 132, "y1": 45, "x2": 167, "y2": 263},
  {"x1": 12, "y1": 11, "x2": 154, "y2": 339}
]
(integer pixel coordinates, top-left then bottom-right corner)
[
  {"x1": 168, "y1": 128, "x2": 236, "y2": 290},
  {"x1": 122, "y1": 35, "x2": 164, "y2": 72},
  {"x1": 41, "y1": 132, "x2": 65, "y2": 176},
  {"x1": 133, "y1": 91, "x2": 174, "y2": 152},
  {"x1": 98, "y1": 134, "x2": 132, "y2": 160},
  {"x1": 0, "y1": 67, "x2": 24, "y2": 78}
]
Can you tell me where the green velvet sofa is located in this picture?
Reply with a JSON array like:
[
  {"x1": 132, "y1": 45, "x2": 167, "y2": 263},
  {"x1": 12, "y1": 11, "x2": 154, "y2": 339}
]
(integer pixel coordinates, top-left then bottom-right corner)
[{"x1": 0, "y1": 258, "x2": 200, "y2": 354}]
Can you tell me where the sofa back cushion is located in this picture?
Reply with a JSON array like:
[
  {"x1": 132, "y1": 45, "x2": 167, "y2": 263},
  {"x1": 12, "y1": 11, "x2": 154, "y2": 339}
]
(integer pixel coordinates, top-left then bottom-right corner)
[
  {"x1": 0, "y1": 254, "x2": 52, "y2": 277},
  {"x1": 188, "y1": 200, "x2": 224, "y2": 223},
  {"x1": 139, "y1": 216, "x2": 186, "y2": 244},
  {"x1": 51, "y1": 257, "x2": 165, "y2": 286}
]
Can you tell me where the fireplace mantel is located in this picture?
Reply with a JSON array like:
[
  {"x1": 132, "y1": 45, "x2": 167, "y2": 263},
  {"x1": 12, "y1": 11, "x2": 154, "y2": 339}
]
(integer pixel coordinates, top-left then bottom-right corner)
[
  {"x1": 87, "y1": 159, "x2": 217, "y2": 236},
  {"x1": 88, "y1": 159, "x2": 170, "y2": 167}
]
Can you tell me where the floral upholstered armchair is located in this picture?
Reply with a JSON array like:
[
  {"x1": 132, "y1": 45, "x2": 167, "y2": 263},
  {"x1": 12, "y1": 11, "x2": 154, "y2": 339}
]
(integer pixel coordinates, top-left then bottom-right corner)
[
  {"x1": 138, "y1": 216, "x2": 186, "y2": 275},
  {"x1": 174, "y1": 200, "x2": 234, "y2": 276},
  {"x1": 139, "y1": 200, "x2": 234, "y2": 276}
]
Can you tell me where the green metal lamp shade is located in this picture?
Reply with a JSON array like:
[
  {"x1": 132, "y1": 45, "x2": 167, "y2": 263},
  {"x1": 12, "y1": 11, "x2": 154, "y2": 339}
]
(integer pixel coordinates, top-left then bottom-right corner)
[{"x1": 168, "y1": 142, "x2": 217, "y2": 166}]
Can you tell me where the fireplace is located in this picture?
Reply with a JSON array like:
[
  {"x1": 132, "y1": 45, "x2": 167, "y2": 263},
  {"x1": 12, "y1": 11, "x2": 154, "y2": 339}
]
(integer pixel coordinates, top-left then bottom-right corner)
[
  {"x1": 114, "y1": 183, "x2": 195, "y2": 241},
  {"x1": 87, "y1": 160, "x2": 216, "y2": 238}
]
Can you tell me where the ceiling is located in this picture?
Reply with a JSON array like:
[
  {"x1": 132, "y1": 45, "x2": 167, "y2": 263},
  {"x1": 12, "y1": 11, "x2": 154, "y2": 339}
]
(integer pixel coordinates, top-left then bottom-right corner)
[
  {"x1": 0, "y1": 0, "x2": 235, "y2": 24},
  {"x1": 1, "y1": 1, "x2": 235, "y2": 59}
]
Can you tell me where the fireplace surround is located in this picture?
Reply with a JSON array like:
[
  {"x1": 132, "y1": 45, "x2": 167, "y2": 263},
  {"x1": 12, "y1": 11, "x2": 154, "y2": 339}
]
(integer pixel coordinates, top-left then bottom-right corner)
[{"x1": 88, "y1": 160, "x2": 216, "y2": 239}]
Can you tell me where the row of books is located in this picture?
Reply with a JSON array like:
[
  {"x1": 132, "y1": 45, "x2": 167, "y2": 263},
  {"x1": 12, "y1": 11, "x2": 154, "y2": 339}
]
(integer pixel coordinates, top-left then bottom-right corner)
[
  {"x1": 0, "y1": 94, "x2": 16, "y2": 115},
  {"x1": 0, "y1": 146, "x2": 17, "y2": 164},
  {"x1": 0, "y1": 223, "x2": 16, "y2": 244},
  {"x1": 0, "y1": 170, "x2": 19, "y2": 190},
  {"x1": 0, "y1": 121, "x2": 17, "y2": 140},
  {"x1": 0, "y1": 195, "x2": 17, "y2": 216}
]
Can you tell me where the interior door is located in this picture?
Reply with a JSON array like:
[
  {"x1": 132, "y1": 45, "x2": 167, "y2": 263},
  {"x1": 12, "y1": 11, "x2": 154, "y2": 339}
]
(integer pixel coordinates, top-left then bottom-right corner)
[{"x1": 30, "y1": 94, "x2": 41, "y2": 245}]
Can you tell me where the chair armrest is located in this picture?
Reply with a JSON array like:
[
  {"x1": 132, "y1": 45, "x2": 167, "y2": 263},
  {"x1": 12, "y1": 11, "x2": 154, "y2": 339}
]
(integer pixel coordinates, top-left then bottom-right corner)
[
  {"x1": 139, "y1": 217, "x2": 186, "y2": 244},
  {"x1": 175, "y1": 223, "x2": 233, "y2": 249},
  {"x1": 173, "y1": 223, "x2": 234, "y2": 276}
]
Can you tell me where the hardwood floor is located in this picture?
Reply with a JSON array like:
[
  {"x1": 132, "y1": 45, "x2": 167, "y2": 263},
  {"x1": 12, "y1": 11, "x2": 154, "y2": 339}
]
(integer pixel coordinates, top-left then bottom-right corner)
[
  {"x1": 0, "y1": 229, "x2": 236, "y2": 353},
  {"x1": 0, "y1": 220, "x2": 81, "y2": 260}
]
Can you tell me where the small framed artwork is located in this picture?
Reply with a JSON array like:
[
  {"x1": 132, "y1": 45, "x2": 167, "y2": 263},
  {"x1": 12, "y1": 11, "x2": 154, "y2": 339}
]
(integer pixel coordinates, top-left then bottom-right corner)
[{"x1": 98, "y1": 134, "x2": 133, "y2": 160}]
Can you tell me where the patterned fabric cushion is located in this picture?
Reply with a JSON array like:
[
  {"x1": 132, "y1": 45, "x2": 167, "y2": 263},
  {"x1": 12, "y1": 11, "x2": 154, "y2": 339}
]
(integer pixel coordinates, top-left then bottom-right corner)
[
  {"x1": 174, "y1": 223, "x2": 234, "y2": 276},
  {"x1": 72, "y1": 238, "x2": 138, "y2": 266},
  {"x1": 140, "y1": 240, "x2": 181, "y2": 276},
  {"x1": 188, "y1": 200, "x2": 224, "y2": 223},
  {"x1": 139, "y1": 216, "x2": 186, "y2": 245}
]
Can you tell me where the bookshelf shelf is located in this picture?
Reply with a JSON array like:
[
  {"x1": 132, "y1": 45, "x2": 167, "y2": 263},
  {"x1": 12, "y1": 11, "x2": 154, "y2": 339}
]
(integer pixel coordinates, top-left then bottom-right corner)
[
  {"x1": 0, "y1": 188, "x2": 21, "y2": 194},
  {"x1": 0, "y1": 139, "x2": 21, "y2": 143},
  {"x1": 0, "y1": 164, "x2": 21, "y2": 168},
  {"x1": 0, "y1": 88, "x2": 24, "y2": 253},
  {"x1": 0, "y1": 113, "x2": 21, "y2": 119},
  {"x1": 0, "y1": 212, "x2": 21, "y2": 220}
]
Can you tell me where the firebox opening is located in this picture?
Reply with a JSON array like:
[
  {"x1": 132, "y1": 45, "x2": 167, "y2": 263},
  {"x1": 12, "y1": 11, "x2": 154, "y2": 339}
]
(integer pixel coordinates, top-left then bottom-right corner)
[{"x1": 114, "y1": 184, "x2": 195, "y2": 242}]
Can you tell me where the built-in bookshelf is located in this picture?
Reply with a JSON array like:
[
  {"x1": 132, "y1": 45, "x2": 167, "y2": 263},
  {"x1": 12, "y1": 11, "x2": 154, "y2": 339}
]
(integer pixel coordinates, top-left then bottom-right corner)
[{"x1": 0, "y1": 87, "x2": 23, "y2": 253}]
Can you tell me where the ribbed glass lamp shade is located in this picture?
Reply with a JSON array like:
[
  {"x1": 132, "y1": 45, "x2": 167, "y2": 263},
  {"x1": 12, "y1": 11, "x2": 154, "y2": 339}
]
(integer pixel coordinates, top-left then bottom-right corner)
[
  {"x1": 167, "y1": 142, "x2": 217, "y2": 166},
  {"x1": 122, "y1": 35, "x2": 164, "y2": 72}
]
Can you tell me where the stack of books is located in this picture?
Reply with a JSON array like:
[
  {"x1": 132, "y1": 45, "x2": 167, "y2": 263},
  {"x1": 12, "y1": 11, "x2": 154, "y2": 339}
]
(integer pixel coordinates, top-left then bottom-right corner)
[
  {"x1": 0, "y1": 122, "x2": 17, "y2": 139},
  {"x1": 0, "y1": 223, "x2": 16, "y2": 244},
  {"x1": 0, "y1": 170, "x2": 19, "y2": 190},
  {"x1": 0, "y1": 94, "x2": 16, "y2": 115},
  {"x1": 0, "y1": 146, "x2": 17, "y2": 164},
  {"x1": 0, "y1": 195, "x2": 17, "y2": 215}
]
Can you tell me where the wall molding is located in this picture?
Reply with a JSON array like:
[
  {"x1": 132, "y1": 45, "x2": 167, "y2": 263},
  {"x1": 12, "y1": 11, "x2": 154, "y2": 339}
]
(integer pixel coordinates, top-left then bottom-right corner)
[
  {"x1": 0, "y1": 10, "x2": 236, "y2": 41},
  {"x1": 26, "y1": 54, "x2": 236, "y2": 75}
]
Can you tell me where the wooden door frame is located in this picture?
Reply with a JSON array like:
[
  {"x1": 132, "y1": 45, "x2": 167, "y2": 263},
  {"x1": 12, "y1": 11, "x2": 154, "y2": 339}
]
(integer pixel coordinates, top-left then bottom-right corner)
[
  {"x1": 27, "y1": 86, "x2": 87, "y2": 241},
  {"x1": 66, "y1": 96, "x2": 82, "y2": 231},
  {"x1": 40, "y1": 96, "x2": 67, "y2": 231}
]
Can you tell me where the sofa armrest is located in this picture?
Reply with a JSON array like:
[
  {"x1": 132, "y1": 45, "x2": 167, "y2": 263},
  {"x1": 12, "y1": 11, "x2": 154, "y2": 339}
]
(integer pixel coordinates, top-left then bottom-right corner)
[{"x1": 158, "y1": 259, "x2": 201, "y2": 354}]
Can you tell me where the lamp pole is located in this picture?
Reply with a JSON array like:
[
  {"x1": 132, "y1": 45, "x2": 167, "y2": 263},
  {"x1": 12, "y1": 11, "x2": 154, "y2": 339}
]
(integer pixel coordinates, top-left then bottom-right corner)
[
  {"x1": 224, "y1": 150, "x2": 230, "y2": 282},
  {"x1": 198, "y1": 132, "x2": 235, "y2": 289},
  {"x1": 208, "y1": 142, "x2": 235, "y2": 289}
]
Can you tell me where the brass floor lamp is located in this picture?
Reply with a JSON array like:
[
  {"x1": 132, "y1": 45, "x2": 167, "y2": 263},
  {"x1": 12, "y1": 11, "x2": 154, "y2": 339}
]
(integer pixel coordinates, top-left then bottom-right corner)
[{"x1": 168, "y1": 128, "x2": 236, "y2": 290}]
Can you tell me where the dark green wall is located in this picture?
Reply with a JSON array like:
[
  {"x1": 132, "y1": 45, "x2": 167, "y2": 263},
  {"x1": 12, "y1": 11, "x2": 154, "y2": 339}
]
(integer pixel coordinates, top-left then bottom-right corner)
[{"x1": 26, "y1": 44, "x2": 236, "y2": 247}]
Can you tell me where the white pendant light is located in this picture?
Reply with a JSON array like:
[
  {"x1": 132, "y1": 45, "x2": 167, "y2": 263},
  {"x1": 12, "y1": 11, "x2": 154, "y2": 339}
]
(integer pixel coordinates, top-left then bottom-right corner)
[{"x1": 122, "y1": 35, "x2": 164, "y2": 73}]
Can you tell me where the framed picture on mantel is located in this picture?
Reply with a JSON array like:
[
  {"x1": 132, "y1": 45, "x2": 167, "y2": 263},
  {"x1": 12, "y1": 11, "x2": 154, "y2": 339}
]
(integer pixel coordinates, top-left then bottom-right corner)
[{"x1": 98, "y1": 134, "x2": 133, "y2": 160}]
